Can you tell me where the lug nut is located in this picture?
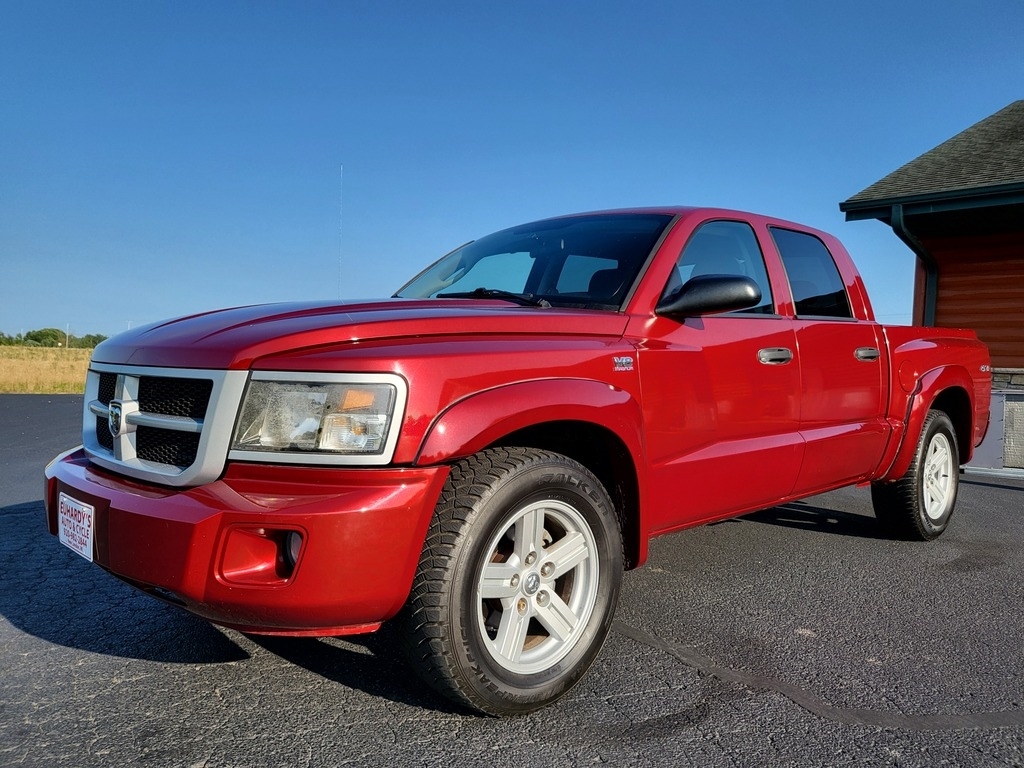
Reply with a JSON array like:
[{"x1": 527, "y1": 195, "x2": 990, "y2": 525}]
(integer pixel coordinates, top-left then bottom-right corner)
[
  {"x1": 536, "y1": 591, "x2": 549, "y2": 606},
  {"x1": 540, "y1": 562, "x2": 554, "y2": 578},
  {"x1": 525, "y1": 551, "x2": 537, "y2": 566},
  {"x1": 517, "y1": 598, "x2": 527, "y2": 614},
  {"x1": 510, "y1": 574, "x2": 520, "y2": 588}
]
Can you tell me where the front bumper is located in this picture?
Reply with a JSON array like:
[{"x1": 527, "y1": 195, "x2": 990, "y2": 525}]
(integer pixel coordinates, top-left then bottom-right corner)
[{"x1": 44, "y1": 448, "x2": 449, "y2": 636}]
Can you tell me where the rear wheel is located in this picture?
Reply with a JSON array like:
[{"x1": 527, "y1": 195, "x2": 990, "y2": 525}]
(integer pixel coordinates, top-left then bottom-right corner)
[
  {"x1": 871, "y1": 410, "x2": 959, "y2": 541},
  {"x1": 401, "y1": 447, "x2": 622, "y2": 715}
]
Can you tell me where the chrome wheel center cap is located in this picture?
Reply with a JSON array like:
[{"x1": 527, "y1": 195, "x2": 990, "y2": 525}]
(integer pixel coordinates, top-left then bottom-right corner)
[{"x1": 523, "y1": 572, "x2": 541, "y2": 596}]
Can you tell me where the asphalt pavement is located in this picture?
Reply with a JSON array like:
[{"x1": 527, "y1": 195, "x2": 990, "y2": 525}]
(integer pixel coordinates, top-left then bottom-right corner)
[{"x1": 2, "y1": 394, "x2": 1023, "y2": 767}]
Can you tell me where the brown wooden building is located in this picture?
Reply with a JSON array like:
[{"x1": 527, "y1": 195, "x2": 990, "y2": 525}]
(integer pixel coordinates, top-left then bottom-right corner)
[{"x1": 840, "y1": 100, "x2": 1024, "y2": 471}]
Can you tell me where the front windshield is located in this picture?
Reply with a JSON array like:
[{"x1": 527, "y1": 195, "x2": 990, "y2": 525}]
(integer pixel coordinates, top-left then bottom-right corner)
[{"x1": 394, "y1": 213, "x2": 674, "y2": 310}]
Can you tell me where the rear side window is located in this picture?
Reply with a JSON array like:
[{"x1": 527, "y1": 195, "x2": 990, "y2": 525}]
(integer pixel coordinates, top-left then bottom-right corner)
[{"x1": 770, "y1": 227, "x2": 852, "y2": 319}]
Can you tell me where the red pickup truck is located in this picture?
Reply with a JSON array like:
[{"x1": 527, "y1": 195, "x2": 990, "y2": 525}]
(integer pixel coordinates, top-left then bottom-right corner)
[{"x1": 44, "y1": 207, "x2": 990, "y2": 715}]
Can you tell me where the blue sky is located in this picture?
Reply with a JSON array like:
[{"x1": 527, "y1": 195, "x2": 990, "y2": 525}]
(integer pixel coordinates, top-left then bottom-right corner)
[{"x1": 2, "y1": 1, "x2": 1022, "y2": 337}]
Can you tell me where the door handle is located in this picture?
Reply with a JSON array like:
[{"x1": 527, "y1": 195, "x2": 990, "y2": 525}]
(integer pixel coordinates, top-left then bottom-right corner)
[
  {"x1": 854, "y1": 346, "x2": 881, "y2": 362},
  {"x1": 758, "y1": 347, "x2": 794, "y2": 365}
]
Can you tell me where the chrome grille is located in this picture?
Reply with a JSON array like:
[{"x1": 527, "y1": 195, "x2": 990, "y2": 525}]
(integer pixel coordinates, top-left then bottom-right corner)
[{"x1": 83, "y1": 364, "x2": 248, "y2": 487}]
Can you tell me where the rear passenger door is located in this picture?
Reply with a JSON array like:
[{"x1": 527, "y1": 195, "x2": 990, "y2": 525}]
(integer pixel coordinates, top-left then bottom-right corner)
[{"x1": 769, "y1": 227, "x2": 888, "y2": 493}]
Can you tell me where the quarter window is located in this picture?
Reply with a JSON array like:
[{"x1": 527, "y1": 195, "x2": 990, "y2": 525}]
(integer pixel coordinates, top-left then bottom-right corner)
[{"x1": 770, "y1": 228, "x2": 853, "y2": 319}]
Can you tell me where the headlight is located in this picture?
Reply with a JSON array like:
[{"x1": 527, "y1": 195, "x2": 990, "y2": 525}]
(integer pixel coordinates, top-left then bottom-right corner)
[{"x1": 229, "y1": 372, "x2": 408, "y2": 466}]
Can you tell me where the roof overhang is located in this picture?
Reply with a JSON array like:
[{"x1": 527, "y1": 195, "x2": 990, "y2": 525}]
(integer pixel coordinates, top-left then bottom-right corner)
[{"x1": 840, "y1": 182, "x2": 1024, "y2": 223}]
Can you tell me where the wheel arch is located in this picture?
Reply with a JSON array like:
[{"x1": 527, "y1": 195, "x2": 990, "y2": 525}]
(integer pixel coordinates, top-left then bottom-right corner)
[
  {"x1": 882, "y1": 366, "x2": 976, "y2": 481},
  {"x1": 414, "y1": 379, "x2": 648, "y2": 569},
  {"x1": 930, "y1": 386, "x2": 973, "y2": 460},
  {"x1": 490, "y1": 420, "x2": 643, "y2": 570}
]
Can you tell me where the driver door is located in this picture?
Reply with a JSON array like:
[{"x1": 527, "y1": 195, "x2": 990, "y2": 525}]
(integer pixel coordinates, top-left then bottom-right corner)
[{"x1": 637, "y1": 220, "x2": 803, "y2": 532}]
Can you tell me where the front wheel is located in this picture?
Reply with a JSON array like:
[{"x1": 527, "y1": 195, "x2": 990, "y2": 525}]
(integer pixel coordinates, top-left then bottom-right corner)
[
  {"x1": 400, "y1": 447, "x2": 623, "y2": 715},
  {"x1": 871, "y1": 409, "x2": 960, "y2": 541}
]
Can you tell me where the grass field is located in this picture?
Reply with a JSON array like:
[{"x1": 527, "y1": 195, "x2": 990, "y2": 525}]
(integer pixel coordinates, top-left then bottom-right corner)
[{"x1": 0, "y1": 347, "x2": 92, "y2": 394}]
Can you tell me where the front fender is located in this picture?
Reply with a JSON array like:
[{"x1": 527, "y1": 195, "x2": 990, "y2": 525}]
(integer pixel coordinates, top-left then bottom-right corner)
[
  {"x1": 880, "y1": 365, "x2": 976, "y2": 482},
  {"x1": 415, "y1": 378, "x2": 645, "y2": 466}
]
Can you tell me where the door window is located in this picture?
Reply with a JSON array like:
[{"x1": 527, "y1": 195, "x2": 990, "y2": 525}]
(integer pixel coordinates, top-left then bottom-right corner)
[
  {"x1": 770, "y1": 228, "x2": 853, "y2": 319},
  {"x1": 664, "y1": 221, "x2": 775, "y2": 314}
]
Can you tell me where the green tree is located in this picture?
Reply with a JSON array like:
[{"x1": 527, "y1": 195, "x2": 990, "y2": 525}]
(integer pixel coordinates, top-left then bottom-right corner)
[
  {"x1": 77, "y1": 333, "x2": 107, "y2": 348},
  {"x1": 24, "y1": 328, "x2": 64, "y2": 347},
  {"x1": 2, "y1": 328, "x2": 107, "y2": 347}
]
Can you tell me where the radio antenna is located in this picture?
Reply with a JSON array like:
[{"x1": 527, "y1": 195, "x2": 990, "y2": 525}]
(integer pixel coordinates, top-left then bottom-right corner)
[{"x1": 344, "y1": 165, "x2": 348, "y2": 301}]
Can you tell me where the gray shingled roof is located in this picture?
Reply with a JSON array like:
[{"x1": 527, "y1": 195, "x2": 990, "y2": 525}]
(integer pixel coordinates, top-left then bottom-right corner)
[{"x1": 843, "y1": 100, "x2": 1024, "y2": 206}]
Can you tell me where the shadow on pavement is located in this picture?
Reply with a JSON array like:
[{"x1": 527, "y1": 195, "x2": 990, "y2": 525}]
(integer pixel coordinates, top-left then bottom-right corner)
[
  {"x1": 247, "y1": 631, "x2": 467, "y2": 714},
  {"x1": 1, "y1": 500, "x2": 248, "y2": 664},
  {"x1": 737, "y1": 501, "x2": 887, "y2": 539},
  {"x1": 962, "y1": 477, "x2": 1024, "y2": 493},
  {"x1": 2, "y1": 500, "x2": 460, "y2": 712}
]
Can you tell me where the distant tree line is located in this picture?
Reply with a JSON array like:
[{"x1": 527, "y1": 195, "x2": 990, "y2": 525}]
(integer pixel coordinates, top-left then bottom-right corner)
[{"x1": 0, "y1": 328, "x2": 108, "y2": 348}]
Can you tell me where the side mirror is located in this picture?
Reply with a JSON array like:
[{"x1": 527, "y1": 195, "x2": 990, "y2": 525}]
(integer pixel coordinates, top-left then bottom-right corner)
[{"x1": 656, "y1": 274, "x2": 762, "y2": 318}]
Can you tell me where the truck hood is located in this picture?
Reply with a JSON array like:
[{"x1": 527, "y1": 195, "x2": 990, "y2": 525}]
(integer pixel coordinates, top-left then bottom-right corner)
[{"x1": 92, "y1": 299, "x2": 631, "y2": 369}]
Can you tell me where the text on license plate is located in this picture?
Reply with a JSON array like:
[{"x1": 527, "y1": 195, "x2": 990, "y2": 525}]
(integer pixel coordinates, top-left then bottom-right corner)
[{"x1": 58, "y1": 492, "x2": 95, "y2": 563}]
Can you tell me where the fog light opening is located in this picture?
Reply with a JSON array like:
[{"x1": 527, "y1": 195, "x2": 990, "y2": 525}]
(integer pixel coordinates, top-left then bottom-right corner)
[
  {"x1": 284, "y1": 531, "x2": 303, "y2": 569},
  {"x1": 220, "y1": 526, "x2": 305, "y2": 586}
]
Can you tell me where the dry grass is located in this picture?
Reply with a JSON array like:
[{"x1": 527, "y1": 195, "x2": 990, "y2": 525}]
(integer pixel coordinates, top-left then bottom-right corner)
[{"x1": 0, "y1": 347, "x2": 92, "y2": 394}]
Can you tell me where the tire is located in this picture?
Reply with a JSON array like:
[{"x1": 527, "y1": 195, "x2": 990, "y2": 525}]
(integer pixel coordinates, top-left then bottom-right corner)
[
  {"x1": 871, "y1": 409, "x2": 960, "y2": 541},
  {"x1": 400, "y1": 447, "x2": 623, "y2": 715}
]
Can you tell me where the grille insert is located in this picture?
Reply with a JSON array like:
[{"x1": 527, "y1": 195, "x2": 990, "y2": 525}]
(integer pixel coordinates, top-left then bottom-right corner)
[
  {"x1": 98, "y1": 373, "x2": 117, "y2": 405},
  {"x1": 96, "y1": 417, "x2": 114, "y2": 450},
  {"x1": 137, "y1": 427, "x2": 203, "y2": 468},
  {"x1": 139, "y1": 377, "x2": 212, "y2": 419},
  {"x1": 89, "y1": 372, "x2": 215, "y2": 469}
]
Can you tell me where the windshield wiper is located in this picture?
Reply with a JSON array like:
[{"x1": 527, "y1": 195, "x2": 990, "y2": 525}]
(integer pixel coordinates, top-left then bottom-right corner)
[{"x1": 437, "y1": 288, "x2": 551, "y2": 307}]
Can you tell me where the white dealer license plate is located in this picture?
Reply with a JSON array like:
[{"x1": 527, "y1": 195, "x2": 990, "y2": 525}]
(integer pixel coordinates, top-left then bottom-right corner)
[{"x1": 58, "y1": 492, "x2": 95, "y2": 562}]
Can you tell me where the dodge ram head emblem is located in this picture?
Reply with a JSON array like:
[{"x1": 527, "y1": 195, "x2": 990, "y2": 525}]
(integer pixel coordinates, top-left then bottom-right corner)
[{"x1": 108, "y1": 401, "x2": 123, "y2": 438}]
